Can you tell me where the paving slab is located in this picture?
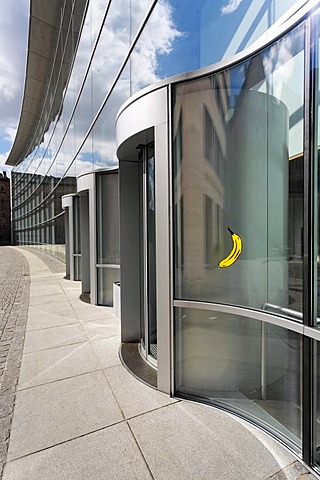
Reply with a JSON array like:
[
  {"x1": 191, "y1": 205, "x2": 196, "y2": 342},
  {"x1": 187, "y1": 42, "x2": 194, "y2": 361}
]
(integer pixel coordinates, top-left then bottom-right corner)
[
  {"x1": 7, "y1": 370, "x2": 123, "y2": 460},
  {"x1": 104, "y1": 365, "x2": 178, "y2": 419},
  {"x1": 89, "y1": 336, "x2": 121, "y2": 369},
  {"x1": 29, "y1": 293, "x2": 68, "y2": 306},
  {"x1": 3, "y1": 422, "x2": 153, "y2": 480},
  {"x1": 74, "y1": 307, "x2": 115, "y2": 322},
  {"x1": 128, "y1": 401, "x2": 296, "y2": 480},
  {"x1": 28, "y1": 302, "x2": 76, "y2": 316},
  {"x1": 82, "y1": 318, "x2": 120, "y2": 341},
  {"x1": 26, "y1": 311, "x2": 78, "y2": 331},
  {"x1": 29, "y1": 285, "x2": 63, "y2": 297},
  {"x1": 23, "y1": 324, "x2": 87, "y2": 353},
  {"x1": 17, "y1": 342, "x2": 101, "y2": 390}
]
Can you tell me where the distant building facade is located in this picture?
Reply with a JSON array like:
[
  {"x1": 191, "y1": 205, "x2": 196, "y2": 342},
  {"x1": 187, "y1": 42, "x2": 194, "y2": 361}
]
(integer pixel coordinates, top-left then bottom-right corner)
[{"x1": 0, "y1": 172, "x2": 11, "y2": 245}]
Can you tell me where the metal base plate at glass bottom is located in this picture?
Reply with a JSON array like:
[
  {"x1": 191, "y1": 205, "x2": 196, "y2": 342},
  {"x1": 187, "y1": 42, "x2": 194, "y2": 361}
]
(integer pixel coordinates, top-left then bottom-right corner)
[{"x1": 120, "y1": 343, "x2": 157, "y2": 389}]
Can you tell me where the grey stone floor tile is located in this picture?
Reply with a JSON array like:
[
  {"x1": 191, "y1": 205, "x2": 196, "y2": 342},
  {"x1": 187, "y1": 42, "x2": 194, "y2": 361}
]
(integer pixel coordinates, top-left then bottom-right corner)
[
  {"x1": 28, "y1": 302, "x2": 75, "y2": 316},
  {"x1": 82, "y1": 318, "x2": 120, "y2": 341},
  {"x1": 29, "y1": 293, "x2": 68, "y2": 306},
  {"x1": 29, "y1": 285, "x2": 63, "y2": 297},
  {"x1": 26, "y1": 312, "x2": 78, "y2": 331},
  {"x1": 62, "y1": 288, "x2": 83, "y2": 297},
  {"x1": 104, "y1": 365, "x2": 178, "y2": 419},
  {"x1": 128, "y1": 402, "x2": 295, "y2": 480},
  {"x1": 30, "y1": 278, "x2": 59, "y2": 286},
  {"x1": 3, "y1": 423, "x2": 153, "y2": 480},
  {"x1": 7, "y1": 371, "x2": 123, "y2": 461},
  {"x1": 23, "y1": 324, "x2": 87, "y2": 353},
  {"x1": 18, "y1": 342, "x2": 101, "y2": 389},
  {"x1": 75, "y1": 308, "x2": 115, "y2": 322},
  {"x1": 89, "y1": 337, "x2": 121, "y2": 369}
]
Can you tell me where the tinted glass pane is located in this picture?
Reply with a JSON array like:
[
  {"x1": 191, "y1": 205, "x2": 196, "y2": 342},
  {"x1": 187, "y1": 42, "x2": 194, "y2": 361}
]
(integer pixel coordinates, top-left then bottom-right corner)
[
  {"x1": 174, "y1": 307, "x2": 302, "y2": 447},
  {"x1": 173, "y1": 24, "x2": 304, "y2": 320}
]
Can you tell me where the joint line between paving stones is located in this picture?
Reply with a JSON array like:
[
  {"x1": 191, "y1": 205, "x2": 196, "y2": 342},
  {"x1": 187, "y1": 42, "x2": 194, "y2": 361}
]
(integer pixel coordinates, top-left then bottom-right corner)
[
  {"x1": 126, "y1": 421, "x2": 156, "y2": 480},
  {"x1": 22, "y1": 338, "x2": 89, "y2": 355},
  {"x1": 6, "y1": 419, "x2": 127, "y2": 463},
  {"x1": 16, "y1": 367, "x2": 106, "y2": 392}
]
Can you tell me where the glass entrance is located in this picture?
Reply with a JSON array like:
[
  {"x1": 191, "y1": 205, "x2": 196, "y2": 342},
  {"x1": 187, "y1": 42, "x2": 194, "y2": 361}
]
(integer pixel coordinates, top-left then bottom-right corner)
[{"x1": 140, "y1": 142, "x2": 157, "y2": 363}]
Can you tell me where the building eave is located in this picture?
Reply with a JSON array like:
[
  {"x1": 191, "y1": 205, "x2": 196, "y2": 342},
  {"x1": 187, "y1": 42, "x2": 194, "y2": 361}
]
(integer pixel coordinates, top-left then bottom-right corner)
[{"x1": 6, "y1": 0, "x2": 63, "y2": 167}]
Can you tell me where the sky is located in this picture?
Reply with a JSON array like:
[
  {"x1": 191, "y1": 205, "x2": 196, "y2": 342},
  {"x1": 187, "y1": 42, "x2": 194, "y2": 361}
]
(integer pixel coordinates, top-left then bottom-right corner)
[{"x1": 0, "y1": 0, "x2": 29, "y2": 176}]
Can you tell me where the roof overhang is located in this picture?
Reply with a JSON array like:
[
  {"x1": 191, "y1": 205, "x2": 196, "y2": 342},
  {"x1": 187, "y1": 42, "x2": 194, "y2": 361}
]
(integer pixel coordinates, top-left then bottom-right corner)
[{"x1": 6, "y1": 0, "x2": 63, "y2": 166}]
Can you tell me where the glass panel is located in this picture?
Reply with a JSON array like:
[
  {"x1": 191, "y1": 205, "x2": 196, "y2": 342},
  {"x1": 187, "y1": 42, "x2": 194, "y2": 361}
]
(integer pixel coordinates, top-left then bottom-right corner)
[
  {"x1": 73, "y1": 195, "x2": 81, "y2": 255},
  {"x1": 315, "y1": 8, "x2": 320, "y2": 320},
  {"x1": 147, "y1": 146, "x2": 157, "y2": 357},
  {"x1": 174, "y1": 307, "x2": 302, "y2": 448},
  {"x1": 96, "y1": 171, "x2": 120, "y2": 306},
  {"x1": 96, "y1": 172, "x2": 120, "y2": 265},
  {"x1": 173, "y1": 24, "x2": 304, "y2": 320},
  {"x1": 97, "y1": 267, "x2": 120, "y2": 306}
]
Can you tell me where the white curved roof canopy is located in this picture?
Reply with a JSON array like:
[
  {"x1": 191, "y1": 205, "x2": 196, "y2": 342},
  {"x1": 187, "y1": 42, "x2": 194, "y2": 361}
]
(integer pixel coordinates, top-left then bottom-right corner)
[{"x1": 6, "y1": 0, "x2": 87, "y2": 167}]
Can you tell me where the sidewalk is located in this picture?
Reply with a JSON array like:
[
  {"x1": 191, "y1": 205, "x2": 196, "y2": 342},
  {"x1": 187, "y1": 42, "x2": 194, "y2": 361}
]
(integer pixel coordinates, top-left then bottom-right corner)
[{"x1": 2, "y1": 247, "x2": 317, "y2": 479}]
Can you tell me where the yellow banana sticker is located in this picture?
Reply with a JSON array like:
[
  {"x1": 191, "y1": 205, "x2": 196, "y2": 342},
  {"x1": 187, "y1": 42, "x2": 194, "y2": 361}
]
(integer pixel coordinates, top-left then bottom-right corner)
[{"x1": 218, "y1": 227, "x2": 243, "y2": 268}]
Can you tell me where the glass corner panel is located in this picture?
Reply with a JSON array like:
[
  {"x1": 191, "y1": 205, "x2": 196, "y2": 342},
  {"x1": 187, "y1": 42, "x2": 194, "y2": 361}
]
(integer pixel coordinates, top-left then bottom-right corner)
[
  {"x1": 174, "y1": 307, "x2": 302, "y2": 449},
  {"x1": 173, "y1": 24, "x2": 305, "y2": 321}
]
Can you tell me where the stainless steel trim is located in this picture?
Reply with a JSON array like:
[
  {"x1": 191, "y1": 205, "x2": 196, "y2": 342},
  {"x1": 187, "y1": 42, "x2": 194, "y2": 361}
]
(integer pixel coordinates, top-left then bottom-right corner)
[
  {"x1": 262, "y1": 302, "x2": 303, "y2": 320},
  {"x1": 261, "y1": 323, "x2": 268, "y2": 400},
  {"x1": 173, "y1": 300, "x2": 304, "y2": 334},
  {"x1": 173, "y1": 300, "x2": 320, "y2": 341},
  {"x1": 168, "y1": 82, "x2": 175, "y2": 397},
  {"x1": 96, "y1": 264, "x2": 120, "y2": 269},
  {"x1": 304, "y1": 326, "x2": 320, "y2": 341}
]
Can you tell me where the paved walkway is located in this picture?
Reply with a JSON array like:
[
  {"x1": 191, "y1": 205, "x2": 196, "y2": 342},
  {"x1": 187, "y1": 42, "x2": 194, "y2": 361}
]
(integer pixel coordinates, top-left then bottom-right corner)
[{"x1": 1, "y1": 247, "x2": 318, "y2": 479}]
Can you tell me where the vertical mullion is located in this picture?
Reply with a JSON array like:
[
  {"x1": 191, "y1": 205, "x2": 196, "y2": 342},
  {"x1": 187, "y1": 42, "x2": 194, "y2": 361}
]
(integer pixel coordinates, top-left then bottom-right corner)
[{"x1": 302, "y1": 15, "x2": 316, "y2": 465}]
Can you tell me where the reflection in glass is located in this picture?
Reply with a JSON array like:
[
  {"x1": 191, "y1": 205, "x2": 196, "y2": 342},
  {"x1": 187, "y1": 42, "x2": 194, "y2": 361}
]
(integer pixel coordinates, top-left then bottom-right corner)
[
  {"x1": 96, "y1": 171, "x2": 120, "y2": 306},
  {"x1": 147, "y1": 148, "x2": 157, "y2": 358},
  {"x1": 315, "y1": 10, "x2": 320, "y2": 321},
  {"x1": 97, "y1": 172, "x2": 119, "y2": 264},
  {"x1": 175, "y1": 307, "x2": 302, "y2": 448},
  {"x1": 173, "y1": 24, "x2": 305, "y2": 319},
  {"x1": 73, "y1": 195, "x2": 81, "y2": 280}
]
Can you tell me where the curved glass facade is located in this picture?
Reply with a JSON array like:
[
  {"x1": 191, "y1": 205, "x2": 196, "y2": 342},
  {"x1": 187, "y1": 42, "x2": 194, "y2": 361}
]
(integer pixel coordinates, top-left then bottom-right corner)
[
  {"x1": 11, "y1": 0, "x2": 299, "y2": 258},
  {"x1": 172, "y1": 3, "x2": 320, "y2": 467}
]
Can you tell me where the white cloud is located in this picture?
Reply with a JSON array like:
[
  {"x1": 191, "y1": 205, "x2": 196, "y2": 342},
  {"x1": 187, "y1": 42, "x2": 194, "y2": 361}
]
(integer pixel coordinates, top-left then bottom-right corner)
[
  {"x1": 131, "y1": 0, "x2": 183, "y2": 92},
  {"x1": 0, "y1": 1, "x2": 29, "y2": 128},
  {"x1": 0, "y1": 127, "x2": 17, "y2": 144},
  {"x1": 0, "y1": 152, "x2": 12, "y2": 177},
  {"x1": 221, "y1": 0, "x2": 243, "y2": 15},
  {"x1": 0, "y1": 0, "x2": 28, "y2": 175}
]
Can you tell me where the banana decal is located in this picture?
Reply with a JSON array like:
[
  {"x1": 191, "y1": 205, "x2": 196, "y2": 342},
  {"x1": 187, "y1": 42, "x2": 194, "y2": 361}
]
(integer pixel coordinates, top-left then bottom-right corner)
[{"x1": 218, "y1": 227, "x2": 243, "y2": 268}]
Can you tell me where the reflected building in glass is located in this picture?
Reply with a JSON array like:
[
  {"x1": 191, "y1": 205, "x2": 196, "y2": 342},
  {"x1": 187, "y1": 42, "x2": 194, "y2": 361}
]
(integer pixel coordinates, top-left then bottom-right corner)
[{"x1": 6, "y1": 0, "x2": 320, "y2": 474}]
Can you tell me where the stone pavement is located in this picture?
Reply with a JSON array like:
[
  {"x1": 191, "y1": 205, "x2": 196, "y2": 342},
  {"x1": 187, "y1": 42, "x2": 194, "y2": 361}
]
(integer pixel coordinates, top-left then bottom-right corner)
[
  {"x1": 0, "y1": 247, "x2": 30, "y2": 477},
  {"x1": 0, "y1": 246, "x2": 318, "y2": 480}
]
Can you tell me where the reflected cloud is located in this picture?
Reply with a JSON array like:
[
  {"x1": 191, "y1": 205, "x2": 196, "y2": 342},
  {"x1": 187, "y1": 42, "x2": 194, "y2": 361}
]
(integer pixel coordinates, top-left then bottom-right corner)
[
  {"x1": 221, "y1": 0, "x2": 243, "y2": 15},
  {"x1": 15, "y1": 0, "x2": 182, "y2": 184},
  {"x1": 131, "y1": 0, "x2": 183, "y2": 91},
  {"x1": 262, "y1": 34, "x2": 294, "y2": 101}
]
